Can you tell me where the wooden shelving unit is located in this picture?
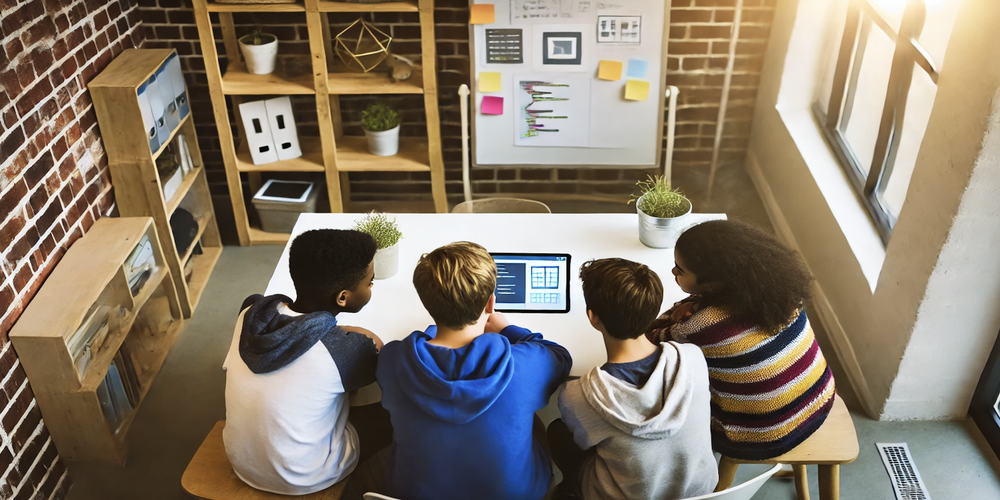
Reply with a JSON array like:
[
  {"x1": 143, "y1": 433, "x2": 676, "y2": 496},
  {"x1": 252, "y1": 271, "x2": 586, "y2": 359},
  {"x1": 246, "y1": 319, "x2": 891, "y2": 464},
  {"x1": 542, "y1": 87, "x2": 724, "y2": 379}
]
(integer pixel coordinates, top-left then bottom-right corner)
[
  {"x1": 89, "y1": 49, "x2": 223, "y2": 318},
  {"x1": 193, "y1": 0, "x2": 448, "y2": 246},
  {"x1": 10, "y1": 217, "x2": 184, "y2": 465}
]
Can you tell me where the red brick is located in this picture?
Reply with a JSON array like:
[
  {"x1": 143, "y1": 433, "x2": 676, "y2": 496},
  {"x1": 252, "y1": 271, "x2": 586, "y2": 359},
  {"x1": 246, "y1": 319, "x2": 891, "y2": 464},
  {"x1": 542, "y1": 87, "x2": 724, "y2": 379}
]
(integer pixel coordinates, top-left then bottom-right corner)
[{"x1": 671, "y1": 8, "x2": 713, "y2": 23}]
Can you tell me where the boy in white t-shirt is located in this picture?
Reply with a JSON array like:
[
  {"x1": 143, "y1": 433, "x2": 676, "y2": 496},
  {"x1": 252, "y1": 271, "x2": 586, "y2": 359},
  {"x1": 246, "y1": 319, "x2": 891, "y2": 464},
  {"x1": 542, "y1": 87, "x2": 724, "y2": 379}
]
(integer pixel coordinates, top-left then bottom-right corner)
[{"x1": 223, "y1": 229, "x2": 391, "y2": 495}]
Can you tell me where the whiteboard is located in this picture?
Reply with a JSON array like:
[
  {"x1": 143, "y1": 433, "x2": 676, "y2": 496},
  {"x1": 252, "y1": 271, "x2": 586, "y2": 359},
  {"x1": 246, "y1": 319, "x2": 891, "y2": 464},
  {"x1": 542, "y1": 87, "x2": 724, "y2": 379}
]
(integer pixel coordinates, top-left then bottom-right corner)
[{"x1": 470, "y1": 0, "x2": 668, "y2": 167}]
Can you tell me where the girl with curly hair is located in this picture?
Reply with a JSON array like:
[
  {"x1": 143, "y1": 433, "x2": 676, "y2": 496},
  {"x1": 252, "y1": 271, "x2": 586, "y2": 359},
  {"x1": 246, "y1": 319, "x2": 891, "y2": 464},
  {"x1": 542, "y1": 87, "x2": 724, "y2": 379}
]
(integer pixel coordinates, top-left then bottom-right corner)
[{"x1": 646, "y1": 219, "x2": 836, "y2": 460}]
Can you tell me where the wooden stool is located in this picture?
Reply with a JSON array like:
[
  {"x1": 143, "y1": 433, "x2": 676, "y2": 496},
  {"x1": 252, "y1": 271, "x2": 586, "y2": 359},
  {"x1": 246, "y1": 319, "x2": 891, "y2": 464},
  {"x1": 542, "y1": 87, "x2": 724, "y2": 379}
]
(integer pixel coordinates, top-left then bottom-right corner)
[
  {"x1": 182, "y1": 421, "x2": 348, "y2": 500},
  {"x1": 714, "y1": 396, "x2": 859, "y2": 500}
]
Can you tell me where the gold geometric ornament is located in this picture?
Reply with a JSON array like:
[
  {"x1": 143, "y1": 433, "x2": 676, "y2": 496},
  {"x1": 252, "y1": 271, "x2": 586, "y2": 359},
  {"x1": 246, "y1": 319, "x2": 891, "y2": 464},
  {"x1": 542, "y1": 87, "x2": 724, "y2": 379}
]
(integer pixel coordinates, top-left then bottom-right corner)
[{"x1": 335, "y1": 19, "x2": 392, "y2": 73}]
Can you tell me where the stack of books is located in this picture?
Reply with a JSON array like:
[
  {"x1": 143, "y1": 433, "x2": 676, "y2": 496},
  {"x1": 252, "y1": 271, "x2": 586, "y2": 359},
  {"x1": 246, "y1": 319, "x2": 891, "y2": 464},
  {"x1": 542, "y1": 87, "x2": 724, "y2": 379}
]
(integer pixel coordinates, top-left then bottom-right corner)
[
  {"x1": 97, "y1": 347, "x2": 142, "y2": 431},
  {"x1": 124, "y1": 235, "x2": 156, "y2": 297}
]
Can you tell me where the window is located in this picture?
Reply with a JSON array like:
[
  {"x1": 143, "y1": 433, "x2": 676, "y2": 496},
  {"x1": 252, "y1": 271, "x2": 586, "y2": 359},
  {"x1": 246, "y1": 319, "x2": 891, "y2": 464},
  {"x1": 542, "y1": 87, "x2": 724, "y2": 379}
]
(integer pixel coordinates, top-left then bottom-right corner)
[{"x1": 814, "y1": 0, "x2": 959, "y2": 243}]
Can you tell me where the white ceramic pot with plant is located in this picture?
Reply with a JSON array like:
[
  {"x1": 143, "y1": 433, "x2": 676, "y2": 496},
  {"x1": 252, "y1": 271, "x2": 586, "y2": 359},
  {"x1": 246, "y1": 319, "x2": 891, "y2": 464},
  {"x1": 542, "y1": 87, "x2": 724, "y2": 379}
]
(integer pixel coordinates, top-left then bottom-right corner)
[
  {"x1": 355, "y1": 212, "x2": 402, "y2": 279},
  {"x1": 239, "y1": 29, "x2": 278, "y2": 75},
  {"x1": 629, "y1": 175, "x2": 693, "y2": 249},
  {"x1": 362, "y1": 102, "x2": 401, "y2": 156}
]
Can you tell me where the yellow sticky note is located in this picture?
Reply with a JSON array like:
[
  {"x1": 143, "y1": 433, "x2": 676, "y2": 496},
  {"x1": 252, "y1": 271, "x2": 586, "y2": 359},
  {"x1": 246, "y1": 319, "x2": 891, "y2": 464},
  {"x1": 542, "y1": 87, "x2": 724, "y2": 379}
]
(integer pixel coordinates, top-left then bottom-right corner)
[
  {"x1": 470, "y1": 4, "x2": 496, "y2": 25},
  {"x1": 598, "y1": 60, "x2": 623, "y2": 81},
  {"x1": 479, "y1": 72, "x2": 501, "y2": 93},
  {"x1": 625, "y1": 79, "x2": 650, "y2": 101}
]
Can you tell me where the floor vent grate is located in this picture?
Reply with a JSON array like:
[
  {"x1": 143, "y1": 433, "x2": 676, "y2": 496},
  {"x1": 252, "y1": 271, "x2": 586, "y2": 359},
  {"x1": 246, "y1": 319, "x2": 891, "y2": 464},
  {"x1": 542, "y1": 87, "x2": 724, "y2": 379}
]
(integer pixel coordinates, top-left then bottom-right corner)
[{"x1": 877, "y1": 442, "x2": 931, "y2": 500}]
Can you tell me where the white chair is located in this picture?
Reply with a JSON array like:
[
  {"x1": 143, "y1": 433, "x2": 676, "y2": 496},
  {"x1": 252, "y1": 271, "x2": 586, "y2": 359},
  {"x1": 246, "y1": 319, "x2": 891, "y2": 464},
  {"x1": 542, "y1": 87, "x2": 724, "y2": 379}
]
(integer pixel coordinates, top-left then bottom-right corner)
[
  {"x1": 451, "y1": 198, "x2": 552, "y2": 214},
  {"x1": 686, "y1": 463, "x2": 782, "y2": 500},
  {"x1": 361, "y1": 464, "x2": 781, "y2": 500}
]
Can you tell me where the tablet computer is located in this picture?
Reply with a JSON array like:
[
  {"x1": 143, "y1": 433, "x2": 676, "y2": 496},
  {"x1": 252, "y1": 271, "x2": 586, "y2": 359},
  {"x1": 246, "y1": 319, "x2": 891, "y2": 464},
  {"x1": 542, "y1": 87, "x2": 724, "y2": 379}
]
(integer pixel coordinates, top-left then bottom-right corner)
[{"x1": 490, "y1": 253, "x2": 571, "y2": 313}]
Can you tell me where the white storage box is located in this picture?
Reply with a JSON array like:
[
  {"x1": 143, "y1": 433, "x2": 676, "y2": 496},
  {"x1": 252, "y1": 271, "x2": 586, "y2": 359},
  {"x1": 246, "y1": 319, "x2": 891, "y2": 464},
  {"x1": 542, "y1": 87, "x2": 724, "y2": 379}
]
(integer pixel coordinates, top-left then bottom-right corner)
[{"x1": 252, "y1": 179, "x2": 319, "y2": 233}]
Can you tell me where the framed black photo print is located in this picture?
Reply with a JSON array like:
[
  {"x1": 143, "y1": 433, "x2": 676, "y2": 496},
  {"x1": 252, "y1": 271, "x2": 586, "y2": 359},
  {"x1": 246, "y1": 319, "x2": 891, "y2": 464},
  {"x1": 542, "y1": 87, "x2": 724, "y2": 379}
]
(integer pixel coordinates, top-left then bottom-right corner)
[{"x1": 542, "y1": 32, "x2": 583, "y2": 65}]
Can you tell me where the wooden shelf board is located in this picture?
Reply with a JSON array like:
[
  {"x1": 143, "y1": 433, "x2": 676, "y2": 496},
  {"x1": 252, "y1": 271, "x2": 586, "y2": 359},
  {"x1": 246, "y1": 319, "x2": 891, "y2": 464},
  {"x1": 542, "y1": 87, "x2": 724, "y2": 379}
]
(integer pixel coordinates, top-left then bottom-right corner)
[
  {"x1": 180, "y1": 214, "x2": 216, "y2": 265},
  {"x1": 337, "y1": 136, "x2": 430, "y2": 172},
  {"x1": 80, "y1": 266, "x2": 169, "y2": 391},
  {"x1": 327, "y1": 64, "x2": 424, "y2": 95},
  {"x1": 151, "y1": 113, "x2": 192, "y2": 163},
  {"x1": 220, "y1": 62, "x2": 423, "y2": 96},
  {"x1": 249, "y1": 227, "x2": 291, "y2": 245},
  {"x1": 166, "y1": 166, "x2": 203, "y2": 216},
  {"x1": 236, "y1": 137, "x2": 325, "y2": 173},
  {"x1": 206, "y1": 2, "x2": 305, "y2": 12},
  {"x1": 317, "y1": 0, "x2": 418, "y2": 12},
  {"x1": 184, "y1": 246, "x2": 223, "y2": 311},
  {"x1": 221, "y1": 63, "x2": 315, "y2": 95}
]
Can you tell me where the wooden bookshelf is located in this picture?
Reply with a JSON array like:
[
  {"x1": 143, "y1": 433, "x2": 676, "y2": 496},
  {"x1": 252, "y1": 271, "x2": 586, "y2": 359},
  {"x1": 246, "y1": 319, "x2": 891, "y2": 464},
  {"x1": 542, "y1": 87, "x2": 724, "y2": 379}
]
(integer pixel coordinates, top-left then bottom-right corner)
[
  {"x1": 10, "y1": 217, "x2": 184, "y2": 465},
  {"x1": 90, "y1": 49, "x2": 223, "y2": 318},
  {"x1": 193, "y1": 0, "x2": 447, "y2": 245}
]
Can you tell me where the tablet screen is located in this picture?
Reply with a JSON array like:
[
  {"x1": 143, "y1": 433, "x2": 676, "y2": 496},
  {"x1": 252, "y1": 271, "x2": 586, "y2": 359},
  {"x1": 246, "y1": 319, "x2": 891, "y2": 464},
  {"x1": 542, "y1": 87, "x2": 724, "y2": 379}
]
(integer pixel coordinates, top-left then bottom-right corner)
[{"x1": 490, "y1": 253, "x2": 571, "y2": 313}]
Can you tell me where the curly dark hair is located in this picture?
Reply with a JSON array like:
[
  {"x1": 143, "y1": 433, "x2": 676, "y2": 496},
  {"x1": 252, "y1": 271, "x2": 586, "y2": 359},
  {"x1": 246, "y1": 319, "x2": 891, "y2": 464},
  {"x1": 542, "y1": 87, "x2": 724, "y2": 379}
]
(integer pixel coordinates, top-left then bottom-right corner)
[
  {"x1": 674, "y1": 220, "x2": 813, "y2": 332},
  {"x1": 289, "y1": 229, "x2": 377, "y2": 300}
]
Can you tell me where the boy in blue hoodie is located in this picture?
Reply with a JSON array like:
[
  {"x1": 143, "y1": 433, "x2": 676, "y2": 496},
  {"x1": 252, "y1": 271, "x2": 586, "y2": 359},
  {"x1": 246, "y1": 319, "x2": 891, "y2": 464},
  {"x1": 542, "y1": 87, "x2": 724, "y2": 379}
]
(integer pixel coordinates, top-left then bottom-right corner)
[
  {"x1": 224, "y1": 229, "x2": 392, "y2": 495},
  {"x1": 377, "y1": 241, "x2": 572, "y2": 500}
]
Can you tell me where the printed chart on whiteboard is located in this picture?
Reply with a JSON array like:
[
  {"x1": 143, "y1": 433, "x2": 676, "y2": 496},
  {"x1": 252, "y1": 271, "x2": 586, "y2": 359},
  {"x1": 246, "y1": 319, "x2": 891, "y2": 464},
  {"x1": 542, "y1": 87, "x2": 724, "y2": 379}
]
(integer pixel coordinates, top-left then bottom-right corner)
[{"x1": 471, "y1": 0, "x2": 667, "y2": 166}]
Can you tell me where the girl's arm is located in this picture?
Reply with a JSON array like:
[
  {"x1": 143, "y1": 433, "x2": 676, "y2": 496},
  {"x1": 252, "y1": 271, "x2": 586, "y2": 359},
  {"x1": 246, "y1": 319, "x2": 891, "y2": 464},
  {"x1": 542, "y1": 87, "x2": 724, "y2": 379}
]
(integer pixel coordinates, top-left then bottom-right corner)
[{"x1": 645, "y1": 296, "x2": 700, "y2": 344}]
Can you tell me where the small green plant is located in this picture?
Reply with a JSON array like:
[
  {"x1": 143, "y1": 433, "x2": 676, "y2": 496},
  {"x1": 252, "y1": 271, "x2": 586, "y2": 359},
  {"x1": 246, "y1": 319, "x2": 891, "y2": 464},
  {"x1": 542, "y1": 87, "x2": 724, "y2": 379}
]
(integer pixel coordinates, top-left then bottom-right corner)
[
  {"x1": 361, "y1": 102, "x2": 401, "y2": 132},
  {"x1": 628, "y1": 175, "x2": 690, "y2": 218},
  {"x1": 354, "y1": 211, "x2": 402, "y2": 249},
  {"x1": 242, "y1": 28, "x2": 275, "y2": 46}
]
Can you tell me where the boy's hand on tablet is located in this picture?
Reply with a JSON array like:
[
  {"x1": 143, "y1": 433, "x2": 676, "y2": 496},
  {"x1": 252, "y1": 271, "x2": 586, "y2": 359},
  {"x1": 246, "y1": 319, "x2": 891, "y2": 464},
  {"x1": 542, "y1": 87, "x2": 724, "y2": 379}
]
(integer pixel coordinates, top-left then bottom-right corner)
[
  {"x1": 342, "y1": 325, "x2": 384, "y2": 351},
  {"x1": 485, "y1": 312, "x2": 511, "y2": 333}
]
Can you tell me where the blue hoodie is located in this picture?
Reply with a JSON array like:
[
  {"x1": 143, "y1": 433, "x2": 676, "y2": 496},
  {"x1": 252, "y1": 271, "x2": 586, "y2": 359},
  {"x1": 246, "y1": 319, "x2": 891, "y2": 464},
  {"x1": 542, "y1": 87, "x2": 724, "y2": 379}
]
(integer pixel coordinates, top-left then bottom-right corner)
[{"x1": 377, "y1": 325, "x2": 572, "y2": 500}]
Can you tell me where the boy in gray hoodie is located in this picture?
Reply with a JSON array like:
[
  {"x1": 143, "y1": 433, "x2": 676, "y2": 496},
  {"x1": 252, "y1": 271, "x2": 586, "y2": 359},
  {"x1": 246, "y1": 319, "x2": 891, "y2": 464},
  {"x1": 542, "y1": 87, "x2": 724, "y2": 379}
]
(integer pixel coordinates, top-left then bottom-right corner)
[{"x1": 549, "y1": 258, "x2": 718, "y2": 500}]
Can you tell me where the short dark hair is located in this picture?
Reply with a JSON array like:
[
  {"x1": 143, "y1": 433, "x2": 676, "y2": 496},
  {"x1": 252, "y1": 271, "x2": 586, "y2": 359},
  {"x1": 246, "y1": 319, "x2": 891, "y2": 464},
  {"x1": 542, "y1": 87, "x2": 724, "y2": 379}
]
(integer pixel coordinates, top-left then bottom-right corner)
[
  {"x1": 675, "y1": 219, "x2": 813, "y2": 331},
  {"x1": 412, "y1": 242, "x2": 497, "y2": 330},
  {"x1": 580, "y1": 258, "x2": 663, "y2": 340},
  {"x1": 288, "y1": 229, "x2": 377, "y2": 300}
]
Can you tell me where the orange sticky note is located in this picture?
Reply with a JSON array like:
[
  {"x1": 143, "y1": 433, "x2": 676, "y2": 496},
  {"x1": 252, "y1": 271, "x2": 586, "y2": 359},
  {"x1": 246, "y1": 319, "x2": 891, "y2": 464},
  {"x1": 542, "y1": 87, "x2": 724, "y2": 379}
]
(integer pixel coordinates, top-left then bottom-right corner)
[
  {"x1": 625, "y1": 80, "x2": 650, "y2": 101},
  {"x1": 598, "y1": 60, "x2": 623, "y2": 81},
  {"x1": 470, "y1": 4, "x2": 496, "y2": 25}
]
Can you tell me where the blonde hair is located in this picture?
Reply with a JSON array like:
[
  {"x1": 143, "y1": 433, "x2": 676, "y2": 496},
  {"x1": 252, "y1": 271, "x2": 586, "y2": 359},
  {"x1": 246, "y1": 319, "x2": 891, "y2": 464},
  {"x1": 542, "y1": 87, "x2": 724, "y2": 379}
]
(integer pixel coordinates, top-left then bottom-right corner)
[{"x1": 412, "y1": 241, "x2": 497, "y2": 329}]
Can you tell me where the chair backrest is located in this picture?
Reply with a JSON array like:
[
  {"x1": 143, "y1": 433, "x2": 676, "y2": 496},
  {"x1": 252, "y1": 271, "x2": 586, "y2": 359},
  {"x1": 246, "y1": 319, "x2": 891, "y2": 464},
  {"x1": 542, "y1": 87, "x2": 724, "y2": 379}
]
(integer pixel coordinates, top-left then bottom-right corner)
[
  {"x1": 451, "y1": 198, "x2": 552, "y2": 214},
  {"x1": 362, "y1": 494, "x2": 399, "y2": 500},
  {"x1": 683, "y1": 463, "x2": 782, "y2": 500}
]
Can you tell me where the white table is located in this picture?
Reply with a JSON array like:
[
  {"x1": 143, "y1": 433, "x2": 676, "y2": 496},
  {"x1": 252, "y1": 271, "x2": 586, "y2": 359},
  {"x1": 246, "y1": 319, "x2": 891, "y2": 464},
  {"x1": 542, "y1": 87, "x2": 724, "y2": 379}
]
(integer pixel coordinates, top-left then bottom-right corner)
[{"x1": 265, "y1": 213, "x2": 725, "y2": 376}]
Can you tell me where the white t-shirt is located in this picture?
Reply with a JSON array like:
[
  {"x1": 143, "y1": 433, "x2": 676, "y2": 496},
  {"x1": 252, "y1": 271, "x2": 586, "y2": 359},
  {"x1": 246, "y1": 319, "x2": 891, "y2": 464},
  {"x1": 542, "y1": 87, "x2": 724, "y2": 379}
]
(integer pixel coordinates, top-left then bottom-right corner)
[{"x1": 223, "y1": 303, "x2": 368, "y2": 495}]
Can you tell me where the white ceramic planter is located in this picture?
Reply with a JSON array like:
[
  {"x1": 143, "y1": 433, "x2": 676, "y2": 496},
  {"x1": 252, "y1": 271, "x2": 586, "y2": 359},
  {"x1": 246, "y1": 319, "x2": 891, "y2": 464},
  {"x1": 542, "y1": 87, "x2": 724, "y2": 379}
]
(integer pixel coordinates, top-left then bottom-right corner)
[
  {"x1": 365, "y1": 125, "x2": 400, "y2": 156},
  {"x1": 239, "y1": 35, "x2": 278, "y2": 75},
  {"x1": 636, "y1": 194, "x2": 693, "y2": 248},
  {"x1": 373, "y1": 243, "x2": 399, "y2": 280}
]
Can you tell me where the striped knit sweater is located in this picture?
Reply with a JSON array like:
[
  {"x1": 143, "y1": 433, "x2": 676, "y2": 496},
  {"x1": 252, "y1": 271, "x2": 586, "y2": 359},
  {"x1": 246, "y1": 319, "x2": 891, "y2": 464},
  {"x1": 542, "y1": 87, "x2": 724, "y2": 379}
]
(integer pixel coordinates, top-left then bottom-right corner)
[{"x1": 646, "y1": 300, "x2": 836, "y2": 460}]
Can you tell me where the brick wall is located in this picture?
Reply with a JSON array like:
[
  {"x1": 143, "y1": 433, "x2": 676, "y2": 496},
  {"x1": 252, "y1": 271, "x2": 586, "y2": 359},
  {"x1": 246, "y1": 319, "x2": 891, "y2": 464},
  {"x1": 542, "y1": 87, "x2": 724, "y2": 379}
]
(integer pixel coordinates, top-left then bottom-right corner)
[
  {"x1": 0, "y1": 1, "x2": 144, "y2": 498},
  {"x1": 138, "y1": 0, "x2": 775, "y2": 209}
]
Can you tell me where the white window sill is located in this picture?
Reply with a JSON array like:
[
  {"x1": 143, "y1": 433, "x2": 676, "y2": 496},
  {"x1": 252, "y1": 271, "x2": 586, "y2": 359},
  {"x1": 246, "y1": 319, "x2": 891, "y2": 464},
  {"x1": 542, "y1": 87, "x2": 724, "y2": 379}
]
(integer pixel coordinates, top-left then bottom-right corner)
[{"x1": 775, "y1": 105, "x2": 886, "y2": 293}]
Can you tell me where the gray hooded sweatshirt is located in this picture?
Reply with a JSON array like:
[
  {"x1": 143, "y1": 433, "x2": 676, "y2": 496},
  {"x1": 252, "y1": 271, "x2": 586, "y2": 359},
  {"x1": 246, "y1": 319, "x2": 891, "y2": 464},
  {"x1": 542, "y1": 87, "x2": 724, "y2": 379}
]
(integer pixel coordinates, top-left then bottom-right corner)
[{"x1": 558, "y1": 342, "x2": 718, "y2": 500}]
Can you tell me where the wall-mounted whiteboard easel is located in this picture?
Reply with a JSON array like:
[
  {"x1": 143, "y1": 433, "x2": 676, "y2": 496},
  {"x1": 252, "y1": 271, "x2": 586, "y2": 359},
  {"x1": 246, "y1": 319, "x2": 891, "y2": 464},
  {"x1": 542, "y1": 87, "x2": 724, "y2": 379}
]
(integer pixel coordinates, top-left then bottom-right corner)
[{"x1": 469, "y1": 0, "x2": 669, "y2": 168}]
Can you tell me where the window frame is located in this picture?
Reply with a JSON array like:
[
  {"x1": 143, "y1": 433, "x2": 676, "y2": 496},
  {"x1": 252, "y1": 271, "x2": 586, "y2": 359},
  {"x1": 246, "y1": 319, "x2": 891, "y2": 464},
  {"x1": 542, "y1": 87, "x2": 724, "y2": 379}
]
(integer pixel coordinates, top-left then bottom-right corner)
[{"x1": 813, "y1": 0, "x2": 940, "y2": 244}]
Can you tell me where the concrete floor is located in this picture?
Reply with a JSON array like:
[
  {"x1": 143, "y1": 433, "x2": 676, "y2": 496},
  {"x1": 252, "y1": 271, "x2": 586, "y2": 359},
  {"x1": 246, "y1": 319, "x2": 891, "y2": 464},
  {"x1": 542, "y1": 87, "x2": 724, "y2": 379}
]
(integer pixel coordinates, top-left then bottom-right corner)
[{"x1": 65, "y1": 198, "x2": 1000, "y2": 499}]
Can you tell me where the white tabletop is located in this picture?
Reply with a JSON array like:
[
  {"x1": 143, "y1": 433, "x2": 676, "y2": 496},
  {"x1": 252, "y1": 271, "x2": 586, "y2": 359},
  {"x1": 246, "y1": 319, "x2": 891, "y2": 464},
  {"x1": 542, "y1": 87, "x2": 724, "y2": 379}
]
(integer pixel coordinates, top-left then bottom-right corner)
[{"x1": 265, "y1": 213, "x2": 725, "y2": 376}]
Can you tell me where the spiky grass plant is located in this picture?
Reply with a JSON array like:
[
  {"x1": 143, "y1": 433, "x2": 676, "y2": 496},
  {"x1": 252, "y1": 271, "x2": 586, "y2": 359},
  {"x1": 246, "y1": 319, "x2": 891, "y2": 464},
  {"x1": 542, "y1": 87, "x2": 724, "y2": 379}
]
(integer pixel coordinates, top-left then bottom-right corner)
[
  {"x1": 241, "y1": 28, "x2": 275, "y2": 46},
  {"x1": 628, "y1": 175, "x2": 690, "y2": 219},
  {"x1": 354, "y1": 211, "x2": 402, "y2": 249},
  {"x1": 361, "y1": 102, "x2": 401, "y2": 132}
]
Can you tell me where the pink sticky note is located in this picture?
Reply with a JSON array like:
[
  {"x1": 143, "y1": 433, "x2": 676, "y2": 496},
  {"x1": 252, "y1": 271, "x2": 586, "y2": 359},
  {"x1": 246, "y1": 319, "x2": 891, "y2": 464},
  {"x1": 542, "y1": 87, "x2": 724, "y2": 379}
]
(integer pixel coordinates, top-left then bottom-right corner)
[{"x1": 482, "y1": 96, "x2": 503, "y2": 115}]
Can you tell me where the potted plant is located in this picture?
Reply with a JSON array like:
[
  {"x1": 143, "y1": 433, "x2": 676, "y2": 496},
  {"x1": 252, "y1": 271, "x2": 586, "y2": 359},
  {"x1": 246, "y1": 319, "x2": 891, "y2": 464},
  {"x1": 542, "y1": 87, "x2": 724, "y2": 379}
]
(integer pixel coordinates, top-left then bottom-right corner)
[
  {"x1": 354, "y1": 211, "x2": 403, "y2": 279},
  {"x1": 361, "y1": 102, "x2": 401, "y2": 156},
  {"x1": 628, "y1": 175, "x2": 692, "y2": 248},
  {"x1": 239, "y1": 28, "x2": 278, "y2": 75}
]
